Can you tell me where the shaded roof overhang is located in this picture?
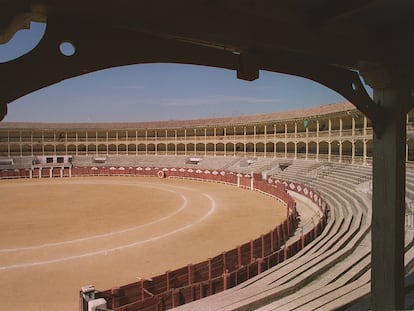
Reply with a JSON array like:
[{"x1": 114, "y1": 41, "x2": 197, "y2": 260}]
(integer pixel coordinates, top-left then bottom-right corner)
[{"x1": 1, "y1": 0, "x2": 414, "y2": 127}]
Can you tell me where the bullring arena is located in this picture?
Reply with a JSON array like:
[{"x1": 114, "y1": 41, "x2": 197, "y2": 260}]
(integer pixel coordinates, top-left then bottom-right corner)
[
  {"x1": 0, "y1": 176, "x2": 290, "y2": 311},
  {"x1": 1, "y1": 102, "x2": 414, "y2": 310}
]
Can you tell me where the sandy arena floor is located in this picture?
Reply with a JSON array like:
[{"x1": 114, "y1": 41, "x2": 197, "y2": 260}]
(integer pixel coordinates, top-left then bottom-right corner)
[{"x1": 0, "y1": 176, "x2": 287, "y2": 311}]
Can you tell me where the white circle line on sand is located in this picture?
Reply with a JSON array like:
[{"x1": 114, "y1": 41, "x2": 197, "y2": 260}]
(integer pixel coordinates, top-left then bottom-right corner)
[
  {"x1": 0, "y1": 193, "x2": 217, "y2": 271},
  {"x1": 0, "y1": 183, "x2": 189, "y2": 253}
]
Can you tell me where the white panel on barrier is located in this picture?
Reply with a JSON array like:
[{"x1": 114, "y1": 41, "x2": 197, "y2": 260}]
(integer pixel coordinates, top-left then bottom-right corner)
[{"x1": 88, "y1": 298, "x2": 107, "y2": 311}]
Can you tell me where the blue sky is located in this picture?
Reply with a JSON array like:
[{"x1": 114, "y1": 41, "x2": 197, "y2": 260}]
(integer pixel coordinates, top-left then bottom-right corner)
[{"x1": 0, "y1": 22, "x2": 356, "y2": 123}]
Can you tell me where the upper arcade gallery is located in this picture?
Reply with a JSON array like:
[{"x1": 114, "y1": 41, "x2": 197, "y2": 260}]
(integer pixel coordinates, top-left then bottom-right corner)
[{"x1": 1, "y1": 102, "x2": 414, "y2": 164}]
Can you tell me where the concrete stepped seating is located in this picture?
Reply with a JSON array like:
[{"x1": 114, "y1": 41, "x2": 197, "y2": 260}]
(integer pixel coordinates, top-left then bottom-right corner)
[
  {"x1": 322, "y1": 164, "x2": 372, "y2": 185},
  {"x1": 173, "y1": 160, "x2": 414, "y2": 311},
  {"x1": 227, "y1": 157, "x2": 280, "y2": 174},
  {"x1": 278, "y1": 160, "x2": 323, "y2": 177},
  {"x1": 228, "y1": 169, "x2": 369, "y2": 310},
  {"x1": 5, "y1": 156, "x2": 34, "y2": 169},
  {"x1": 174, "y1": 162, "x2": 372, "y2": 311},
  {"x1": 220, "y1": 157, "x2": 243, "y2": 171},
  {"x1": 71, "y1": 155, "x2": 283, "y2": 174},
  {"x1": 258, "y1": 163, "x2": 414, "y2": 310},
  {"x1": 203, "y1": 193, "x2": 363, "y2": 310},
  {"x1": 189, "y1": 156, "x2": 237, "y2": 170}
]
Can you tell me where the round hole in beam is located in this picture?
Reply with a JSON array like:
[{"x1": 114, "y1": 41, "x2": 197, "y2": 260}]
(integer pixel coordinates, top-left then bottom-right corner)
[{"x1": 59, "y1": 41, "x2": 76, "y2": 57}]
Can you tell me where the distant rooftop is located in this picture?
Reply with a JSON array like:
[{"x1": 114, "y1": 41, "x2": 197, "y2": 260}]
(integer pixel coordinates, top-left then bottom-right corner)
[{"x1": 0, "y1": 102, "x2": 357, "y2": 130}]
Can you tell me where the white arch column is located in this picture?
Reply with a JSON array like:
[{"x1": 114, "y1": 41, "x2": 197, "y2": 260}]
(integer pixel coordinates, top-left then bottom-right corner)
[
  {"x1": 52, "y1": 132, "x2": 56, "y2": 156},
  {"x1": 224, "y1": 127, "x2": 227, "y2": 157},
  {"x1": 95, "y1": 131, "x2": 98, "y2": 156},
  {"x1": 205, "y1": 128, "x2": 208, "y2": 157},
  {"x1": 284, "y1": 123, "x2": 287, "y2": 159},
  {"x1": 363, "y1": 116, "x2": 368, "y2": 165},
  {"x1": 145, "y1": 130, "x2": 148, "y2": 156},
  {"x1": 125, "y1": 130, "x2": 129, "y2": 156},
  {"x1": 273, "y1": 124, "x2": 276, "y2": 158},
  {"x1": 351, "y1": 117, "x2": 356, "y2": 164},
  {"x1": 184, "y1": 129, "x2": 187, "y2": 156},
  {"x1": 65, "y1": 132, "x2": 68, "y2": 156},
  {"x1": 85, "y1": 131, "x2": 88, "y2": 155},
  {"x1": 243, "y1": 126, "x2": 247, "y2": 156},
  {"x1": 154, "y1": 130, "x2": 158, "y2": 156},
  {"x1": 294, "y1": 122, "x2": 297, "y2": 159},
  {"x1": 135, "y1": 130, "x2": 138, "y2": 156},
  {"x1": 31, "y1": 132, "x2": 34, "y2": 157},
  {"x1": 19, "y1": 131, "x2": 22, "y2": 157},
  {"x1": 214, "y1": 128, "x2": 217, "y2": 156},
  {"x1": 115, "y1": 131, "x2": 119, "y2": 156},
  {"x1": 363, "y1": 139, "x2": 368, "y2": 165},
  {"x1": 253, "y1": 125, "x2": 256, "y2": 157},
  {"x1": 339, "y1": 118, "x2": 343, "y2": 163},
  {"x1": 42, "y1": 132, "x2": 45, "y2": 156},
  {"x1": 75, "y1": 132, "x2": 78, "y2": 156},
  {"x1": 305, "y1": 126, "x2": 309, "y2": 160},
  {"x1": 233, "y1": 127, "x2": 236, "y2": 157},
  {"x1": 174, "y1": 129, "x2": 178, "y2": 156},
  {"x1": 328, "y1": 119, "x2": 332, "y2": 162},
  {"x1": 316, "y1": 120, "x2": 319, "y2": 161}
]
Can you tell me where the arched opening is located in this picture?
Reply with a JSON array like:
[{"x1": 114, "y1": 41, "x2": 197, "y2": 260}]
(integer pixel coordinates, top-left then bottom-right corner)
[
  {"x1": 331, "y1": 140, "x2": 340, "y2": 161},
  {"x1": 98, "y1": 144, "x2": 107, "y2": 154},
  {"x1": 235, "y1": 142, "x2": 244, "y2": 156},
  {"x1": 43, "y1": 144, "x2": 54, "y2": 155},
  {"x1": 216, "y1": 143, "x2": 225, "y2": 155},
  {"x1": 167, "y1": 143, "x2": 175, "y2": 154},
  {"x1": 246, "y1": 142, "x2": 254, "y2": 155},
  {"x1": 157, "y1": 143, "x2": 166, "y2": 154},
  {"x1": 147, "y1": 143, "x2": 155, "y2": 154},
  {"x1": 286, "y1": 142, "x2": 295, "y2": 158},
  {"x1": 319, "y1": 141, "x2": 329, "y2": 160},
  {"x1": 187, "y1": 143, "x2": 195, "y2": 155},
  {"x1": 0, "y1": 144, "x2": 7, "y2": 156},
  {"x1": 308, "y1": 141, "x2": 317, "y2": 159},
  {"x1": 88, "y1": 144, "x2": 97, "y2": 154},
  {"x1": 266, "y1": 142, "x2": 274, "y2": 156},
  {"x1": 206, "y1": 143, "x2": 214, "y2": 153},
  {"x1": 297, "y1": 141, "x2": 306, "y2": 159},
  {"x1": 177, "y1": 143, "x2": 185, "y2": 155},
  {"x1": 276, "y1": 142, "x2": 285, "y2": 157},
  {"x1": 78, "y1": 144, "x2": 87, "y2": 155},
  {"x1": 108, "y1": 144, "x2": 116, "y2": 154},
  {"x1": 9, "y1": 143, "x2": 20, "y2": 156},
  {"x1": 138, "y1": 144, "x2": 146, "y2": 154},
  {"x1": 226, "y1": 142, "x2": 234, "y2": 155},
  {"x1": 342, "y1": 140, "x2": 352, "y2": 163},
  {"x1": 197, "y1": 143, "x2": 206, "y2": 155},
  {"x1": 256, "y1": 142, "x2": 265, "y2": 156},
  {"x1": 118, "y1": 144, "x2": 127, "y2": 154},
  {"x1": 55, "y1": 144, "x2": 65, "y2": 155},
  {"x1": 67, "y1": 144, "x2": 76, "y2": 154},
  {"x1": 32, "y1": 143, "x2": 42, "y2": 155},
  {"x1": 128, "y1": 144, "x2": 136, "y2": 153},
  {"x1": 22, "y1": 144, "x2": 32, "y2": 155}
]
